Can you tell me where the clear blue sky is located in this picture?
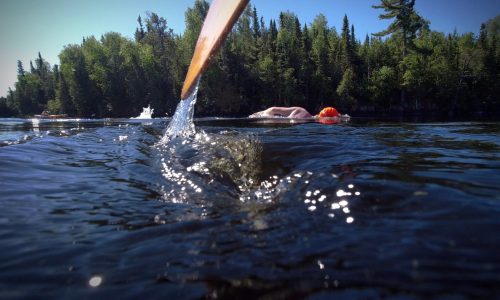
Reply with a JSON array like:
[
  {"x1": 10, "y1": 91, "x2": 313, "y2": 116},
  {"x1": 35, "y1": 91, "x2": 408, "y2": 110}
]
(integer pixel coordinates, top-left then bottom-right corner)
[{"x1": 1, "y1": 0, "x2": 498, "y2": 97}]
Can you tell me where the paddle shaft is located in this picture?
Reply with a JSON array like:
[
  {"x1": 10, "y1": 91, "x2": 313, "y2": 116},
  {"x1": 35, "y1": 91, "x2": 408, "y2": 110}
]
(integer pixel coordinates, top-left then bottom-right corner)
[{"x1": 181, "y1": 0, "x2": 249, "y2": 100}]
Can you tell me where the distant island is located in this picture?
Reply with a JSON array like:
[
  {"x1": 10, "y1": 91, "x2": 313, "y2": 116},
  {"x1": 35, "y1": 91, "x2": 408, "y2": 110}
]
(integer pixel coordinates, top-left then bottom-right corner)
[{"x1": 0, "y1": 0, "x2": 498, "y2": 119}]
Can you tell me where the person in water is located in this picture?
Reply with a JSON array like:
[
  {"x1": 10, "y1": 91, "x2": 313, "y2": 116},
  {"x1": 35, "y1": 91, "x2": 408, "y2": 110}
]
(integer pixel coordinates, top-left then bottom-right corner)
[
  {"x1": 249, "y1": 107, "x2": 314, "y2": 118},
  {"x1": 249, "y1": 106, "x2": 345, "y2": 121}
]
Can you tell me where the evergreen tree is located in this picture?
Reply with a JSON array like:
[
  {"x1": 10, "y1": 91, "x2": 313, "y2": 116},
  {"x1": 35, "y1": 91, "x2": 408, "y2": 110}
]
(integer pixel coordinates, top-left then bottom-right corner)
[
  {"x1": 17, "y1": 60, "x2": 25, "y2": 77},
  {"x1": 351, "y1": 24, "x2": 356, "y2": 49},
  {"x1": 300, "y1": 24, "x2": 314, "y2": 108},
  {"x1": 1, "y1": 5, "x2": 498, "y2": 118},
  {"x1": 30, "y1": 61, "x2": 36, "y2": 74},
  {"x1": 310, "y1": 14, "x2": 331, "y2": 104},
  {"x1": 251, "y1": 6, "x2": 260, "y2": 38},
  {"x1": 55, "y1": 72, "x2": 74, "y2": 115},
  {"x1": 337, "y1": 15, "x2": 361, "y2": 109},
  {"x1": 181, "y1": 0, "x2": 209, "y2": 63},
  {"x1": 336, "y1": 68, "x2": 357, "y2": 109},
  {"x1": 59, "y1": 44, "x2": 101, "y2": 117},
  {"x1": 340, "y1": 15, "x2": 353, "y2": 71},
  {"x1": 0, "y1": 97, "x2": 15, "y2": 116},
  {"x1": 373, "y1": 0, "x2": 427, "y2": 108},
  {"x1": 6, "y1": 88, "x2": 17, "y2": 115},
  {"x1": 139, "y1": 12, "x2": 178, "y2": 115},
  {"x1": 135, "y1": 16, "x2": 146, "y2": 42}
]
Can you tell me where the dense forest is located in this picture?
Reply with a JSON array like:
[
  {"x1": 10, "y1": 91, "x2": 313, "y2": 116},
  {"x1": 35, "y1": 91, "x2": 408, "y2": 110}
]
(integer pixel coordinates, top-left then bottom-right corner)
[{"x1": 0, "y1": 0, "x2": 499, "y2": 118}]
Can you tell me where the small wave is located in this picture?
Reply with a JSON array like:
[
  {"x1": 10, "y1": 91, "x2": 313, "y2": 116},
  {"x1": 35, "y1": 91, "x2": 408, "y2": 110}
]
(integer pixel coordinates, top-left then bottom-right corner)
[{"x1": 156, "y1": 129, "x2": 262, "y2": 204}]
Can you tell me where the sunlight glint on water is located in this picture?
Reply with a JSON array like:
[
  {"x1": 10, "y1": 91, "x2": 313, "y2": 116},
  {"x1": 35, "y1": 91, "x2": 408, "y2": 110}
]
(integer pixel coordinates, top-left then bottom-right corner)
[{"x1": 0, "y1": 118, "x2": 499, "y2": 298}]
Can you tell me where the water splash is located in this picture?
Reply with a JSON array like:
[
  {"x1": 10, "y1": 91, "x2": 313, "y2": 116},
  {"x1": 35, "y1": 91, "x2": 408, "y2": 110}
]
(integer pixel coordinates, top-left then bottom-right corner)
[
  {"x1": 161, "y1": 78, "x2": 200, "y2": 143},
  {"x1": 156, "y1": 129, "x2": 263, "y2": 204},
  {"x1": 130, "y1": 104, "x2": 154, "y2": 119}
]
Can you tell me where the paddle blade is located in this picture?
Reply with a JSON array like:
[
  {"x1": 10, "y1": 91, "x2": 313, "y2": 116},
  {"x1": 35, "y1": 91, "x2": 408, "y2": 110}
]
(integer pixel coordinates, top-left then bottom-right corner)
[{"x1": 181, "y1": 0, "x2": 249, "y2": 100}]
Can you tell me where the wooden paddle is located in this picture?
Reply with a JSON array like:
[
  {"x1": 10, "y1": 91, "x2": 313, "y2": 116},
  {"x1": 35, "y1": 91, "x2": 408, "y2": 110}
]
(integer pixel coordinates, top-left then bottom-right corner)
[{"x1": 181, "y1": 0, "x2": 249, "y2": 100}]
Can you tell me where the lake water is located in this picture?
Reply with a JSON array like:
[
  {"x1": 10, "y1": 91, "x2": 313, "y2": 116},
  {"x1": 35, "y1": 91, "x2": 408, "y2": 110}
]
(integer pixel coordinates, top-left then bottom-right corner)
[{"x1": 0, "y1": 117, "x2": 499, "y2": 299}]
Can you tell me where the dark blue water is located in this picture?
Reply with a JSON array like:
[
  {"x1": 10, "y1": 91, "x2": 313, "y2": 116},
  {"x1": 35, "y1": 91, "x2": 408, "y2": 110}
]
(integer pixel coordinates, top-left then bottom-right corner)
[{"x1": 1, "y1": 118, "x2": 499, "y2": 299}]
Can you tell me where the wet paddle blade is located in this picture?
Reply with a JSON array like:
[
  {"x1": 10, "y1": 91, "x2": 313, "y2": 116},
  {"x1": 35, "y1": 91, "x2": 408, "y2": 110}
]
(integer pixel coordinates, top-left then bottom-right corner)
[{"x1": 181, "y1": 0, "x2": 249, "y2": 100}]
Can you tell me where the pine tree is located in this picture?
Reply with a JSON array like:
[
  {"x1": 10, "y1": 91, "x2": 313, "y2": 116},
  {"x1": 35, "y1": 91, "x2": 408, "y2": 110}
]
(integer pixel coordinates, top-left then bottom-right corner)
[
  {"x1": 372, "y1": 0, "x2": 427, "y2": 108},
  {"x1": 351, "y1": 24, "x2": 356, "y2": 49},
  {"x1": 340, "y1": 15, "x2": 353, "y2": 71},
  {"x1": 135, "y1": 16, "x2": 146, "y2": 42},
  {"x1": 36, "y1": 52, "x2": 48, "y2": 78},
  {"x1": 251, "y1": 6, "x2": 260, "y2": 38},
  {"x1": 30, "y1": 61, "x2": 36, "y2": 74},
  {"x1": 2, "y1": 4, "x2": 499, "y2": 118},
  {"x1": 310, "y1": 14, "x2": 332, "y2": 105},
  {"x1": 373, "y1": 0, "x2": 426, "y2": 55},
  {"x1": 17, "y1": 60, "x2": 25, "y2": 78}
]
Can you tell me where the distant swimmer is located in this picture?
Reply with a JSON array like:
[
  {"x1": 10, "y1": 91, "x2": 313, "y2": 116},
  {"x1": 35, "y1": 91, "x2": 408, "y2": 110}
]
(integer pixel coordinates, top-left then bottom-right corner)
[
  {"x1": 249, "y1": 107, "x2": 314, "y2": 118},
  {"x1": 249, "y1": 106, "x2": 349, "y2": 124}
]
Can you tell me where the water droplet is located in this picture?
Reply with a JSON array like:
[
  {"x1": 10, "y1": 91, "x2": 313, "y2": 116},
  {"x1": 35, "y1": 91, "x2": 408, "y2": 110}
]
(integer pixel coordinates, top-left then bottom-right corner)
[
  {"x1": 317, "y1": 260, "x2": 325, "y2": 269},
  {"x1": 89, "y1": 276, "x2": 102, "y2": 287}
]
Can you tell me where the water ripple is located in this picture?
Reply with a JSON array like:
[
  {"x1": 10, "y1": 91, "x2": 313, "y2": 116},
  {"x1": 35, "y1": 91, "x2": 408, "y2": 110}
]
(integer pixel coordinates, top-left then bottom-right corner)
[{"x1": 0, "y1": 119, "x2": 499, "y2": 298}]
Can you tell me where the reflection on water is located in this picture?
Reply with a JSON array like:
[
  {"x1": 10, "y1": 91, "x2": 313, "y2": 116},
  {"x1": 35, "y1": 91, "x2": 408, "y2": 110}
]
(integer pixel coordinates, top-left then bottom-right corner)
[
  {"x1": 31, "y1": 118, "x2": 40, "y2": 133},
  {"x1": 0, "y1": 119, "x2": 499, "y2": 298}
]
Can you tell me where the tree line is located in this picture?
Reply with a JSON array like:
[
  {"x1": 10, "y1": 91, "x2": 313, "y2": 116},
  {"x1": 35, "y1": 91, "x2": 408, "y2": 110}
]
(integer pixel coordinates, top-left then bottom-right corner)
[{"x1": 1, "y1": 0, "x2": 499, "y2": 118}]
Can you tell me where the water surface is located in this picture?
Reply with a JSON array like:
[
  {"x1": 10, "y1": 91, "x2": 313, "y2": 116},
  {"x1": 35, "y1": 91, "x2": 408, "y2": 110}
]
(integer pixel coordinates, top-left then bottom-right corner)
[{"x1": 0, "y1": 118, "x2": 499, "y2": 299}]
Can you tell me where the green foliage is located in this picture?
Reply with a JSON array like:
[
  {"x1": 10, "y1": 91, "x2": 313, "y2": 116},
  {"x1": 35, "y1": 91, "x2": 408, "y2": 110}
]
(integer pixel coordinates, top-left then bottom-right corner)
[
  {"x1": 1, "y1": 2, "x2": 498, "y2": 118},
  {"x1": 60, "y1": 44, "x2": 101, "y2": 117},
  {"x1": 181, "y1": 0, "x2": 209, "y2": 65},
  {"x1": 368, "y1": 66, "x2": 398, "y2": 107},
  {"x1": 372, "y1": 0, "x2": 429, "y2": 108},
  {"x1": 0, "y1": 96, "x2": 15, "y2": 116},
  {"x1": 336, "y1": 68, "x2": 357, "y2": 109},
  {"x1": 372, "y1": 0, "x2": 427, "y2": 48}
]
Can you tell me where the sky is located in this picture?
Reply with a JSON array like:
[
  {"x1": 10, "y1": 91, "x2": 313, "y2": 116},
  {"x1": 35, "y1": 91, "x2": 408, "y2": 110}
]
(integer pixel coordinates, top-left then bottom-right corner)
[{"x1": 1, "y1": 0, "x2": 499, "y2": 97}]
